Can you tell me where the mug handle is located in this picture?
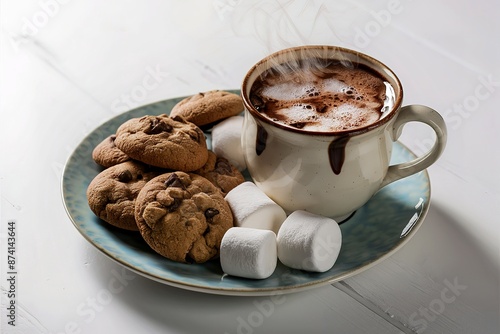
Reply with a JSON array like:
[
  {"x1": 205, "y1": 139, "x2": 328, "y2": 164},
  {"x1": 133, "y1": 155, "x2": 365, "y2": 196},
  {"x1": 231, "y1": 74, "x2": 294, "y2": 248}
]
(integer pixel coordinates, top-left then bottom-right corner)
[{"x1": 379, "y1": 105, "x2": 448, "y2": 188}]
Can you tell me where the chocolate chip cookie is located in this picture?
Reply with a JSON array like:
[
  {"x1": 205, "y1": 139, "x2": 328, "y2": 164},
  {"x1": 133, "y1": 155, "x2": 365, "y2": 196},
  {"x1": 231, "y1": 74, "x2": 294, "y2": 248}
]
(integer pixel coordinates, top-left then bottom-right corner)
[
  {"x1": 194, "y1": 151, "x2": 245, "y2": 196},
  {"x1": 86, "y1": 161, "x2": 164, "y2": 231},
  {"x1": 170, "y1": 90, "x2": 243, "y2": 127},
  {"x1": 135, "y1": 172, "x2": 234, "y2": 263},
  {"x1": 114, "y1": 114, "x2": 208, "y2": 171},
  {"x1": 92, "y1": 135, "x2": 131, "y2": 168}
]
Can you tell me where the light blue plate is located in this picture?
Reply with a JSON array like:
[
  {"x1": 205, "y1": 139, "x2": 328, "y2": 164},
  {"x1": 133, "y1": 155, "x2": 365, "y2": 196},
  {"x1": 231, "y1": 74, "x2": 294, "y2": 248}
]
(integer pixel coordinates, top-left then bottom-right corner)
[{"x1": 62, "y1": 93, "x2": 431, "y2": 296}]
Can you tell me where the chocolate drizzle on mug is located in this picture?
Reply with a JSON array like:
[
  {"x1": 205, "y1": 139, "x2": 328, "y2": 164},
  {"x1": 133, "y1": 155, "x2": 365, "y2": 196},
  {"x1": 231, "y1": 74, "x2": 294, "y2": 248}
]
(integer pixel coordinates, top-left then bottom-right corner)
[
  {"x1": 328, "y1": 136, "x2": 350, "y2": 175},
  {"x1": 256, "y1": 124, "x2": 268, "y2": 156}
]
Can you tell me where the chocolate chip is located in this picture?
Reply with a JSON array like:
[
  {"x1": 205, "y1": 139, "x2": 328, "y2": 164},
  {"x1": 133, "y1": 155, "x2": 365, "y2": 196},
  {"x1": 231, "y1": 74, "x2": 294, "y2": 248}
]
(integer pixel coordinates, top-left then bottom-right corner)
[
  {"x1": 164, "y1": 173, "x2": 185, "y2": 189},
  {"x1": 167, "y1": 198, "x2": 182, "y2": 212},
  {"x1": 204, "y1": 208, "x2": 219, "y2": 221},
  {"x1": 148, "y1": 118, "x2": 173, "y2": 134},
  {"x1": 214, "y1": 159, "x2": 232, "y2": 175},
  {"x1": 117, "y1": 170, "x2": 133, "y2": 183},
  {"x1": 203, "y1": 225, "x2": 210, "y2": 236}
]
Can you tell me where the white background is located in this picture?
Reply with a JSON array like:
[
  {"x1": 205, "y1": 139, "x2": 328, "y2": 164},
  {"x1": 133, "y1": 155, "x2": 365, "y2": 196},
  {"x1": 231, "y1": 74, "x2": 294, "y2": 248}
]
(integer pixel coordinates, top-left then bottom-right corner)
[{"x1": 1, "y1": 0, "x2": 499, "y2": 333}]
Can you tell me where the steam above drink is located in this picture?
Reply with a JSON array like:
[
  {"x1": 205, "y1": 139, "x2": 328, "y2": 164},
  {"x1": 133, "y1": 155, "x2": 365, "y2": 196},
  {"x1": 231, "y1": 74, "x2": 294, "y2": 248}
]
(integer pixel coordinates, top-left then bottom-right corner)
[{"x1": 249, "y1": 57, "x2": 395, "y2": 132}]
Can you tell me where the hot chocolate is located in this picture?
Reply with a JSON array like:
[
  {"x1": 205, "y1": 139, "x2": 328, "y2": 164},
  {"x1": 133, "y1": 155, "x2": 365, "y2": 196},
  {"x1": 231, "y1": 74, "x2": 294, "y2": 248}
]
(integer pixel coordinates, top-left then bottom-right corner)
[
  {"x1": 249, "y1": 58, "x2": 395, "y2": 132},
  {"x1": 241, "y1": 46, "x2": 447, "y2": 219}
]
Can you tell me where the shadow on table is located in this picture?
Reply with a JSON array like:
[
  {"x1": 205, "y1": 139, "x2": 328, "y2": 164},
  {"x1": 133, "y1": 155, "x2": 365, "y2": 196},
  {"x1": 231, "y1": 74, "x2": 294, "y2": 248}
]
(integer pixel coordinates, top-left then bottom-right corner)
[
  {"x1": 86, "y1": 202, "x2": 499, "y2": 334},
  {"x1": 88, "y1": 253, "x2": 317, "y2": 334},
  {"x1": 340, "y1": 201, "x2": 499, "y2": 334}
]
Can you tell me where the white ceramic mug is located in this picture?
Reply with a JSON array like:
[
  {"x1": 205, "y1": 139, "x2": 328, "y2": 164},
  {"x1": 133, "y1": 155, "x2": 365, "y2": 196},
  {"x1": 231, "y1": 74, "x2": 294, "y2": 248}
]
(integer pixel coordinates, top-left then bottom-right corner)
[{"x1": 241, "y1": 45, "x2": 447, "y2": 220}]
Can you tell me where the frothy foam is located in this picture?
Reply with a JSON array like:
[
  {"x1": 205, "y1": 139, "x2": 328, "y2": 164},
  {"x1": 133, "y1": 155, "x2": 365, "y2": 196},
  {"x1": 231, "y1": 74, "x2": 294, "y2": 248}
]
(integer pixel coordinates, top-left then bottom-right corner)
[{"x1": 250, "y1": 58, "x2": 394, "y2": 132}]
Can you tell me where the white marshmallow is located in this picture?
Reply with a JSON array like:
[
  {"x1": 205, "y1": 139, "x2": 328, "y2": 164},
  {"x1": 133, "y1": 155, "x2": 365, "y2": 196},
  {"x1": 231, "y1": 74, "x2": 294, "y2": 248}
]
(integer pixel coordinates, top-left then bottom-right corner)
[
  {"x1": 220, "y1": 227, "x2": 277, "y2": 279},
  {"x1": 211, "y1": 116, "x2": 246, "y2": 171},
  {"x1": 225, "y1": 182, "x2": 287, "y2": 233},
  {"x1": 277, "y1": 210, "x2": 342, "y2": 272}
]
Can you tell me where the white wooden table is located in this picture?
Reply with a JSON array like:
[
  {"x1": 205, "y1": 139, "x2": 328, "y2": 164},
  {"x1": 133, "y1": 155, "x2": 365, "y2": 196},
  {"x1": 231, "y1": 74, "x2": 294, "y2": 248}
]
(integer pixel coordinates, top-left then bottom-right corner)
[{"x1": 1, "y1": 1, "x2": 498, "y2": 333}]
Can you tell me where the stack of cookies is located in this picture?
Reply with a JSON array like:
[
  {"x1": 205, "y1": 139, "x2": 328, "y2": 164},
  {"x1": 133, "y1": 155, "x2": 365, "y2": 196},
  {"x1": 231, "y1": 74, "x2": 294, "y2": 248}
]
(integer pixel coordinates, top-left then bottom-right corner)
[{"x1": 86, "y1": 90, "x2": 245, "y2": 264}]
